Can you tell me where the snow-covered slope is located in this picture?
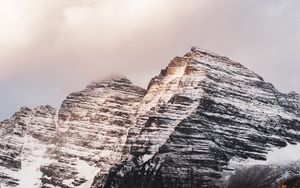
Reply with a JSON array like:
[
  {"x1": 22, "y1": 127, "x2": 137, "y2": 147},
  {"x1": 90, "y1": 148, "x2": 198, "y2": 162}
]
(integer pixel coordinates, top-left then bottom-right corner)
[
  {"x1": 40, "y1": 76, "x2": 146, "y2": 188},
  {"x1": 0, "y1": 47, "x2": 299, "y2": 188},
  {"x1": 0, "y1": 106, "x2": 56, "y2": 187},
  {"x1": 103, "y1": 47, "x2": 300, "y2": 188}
]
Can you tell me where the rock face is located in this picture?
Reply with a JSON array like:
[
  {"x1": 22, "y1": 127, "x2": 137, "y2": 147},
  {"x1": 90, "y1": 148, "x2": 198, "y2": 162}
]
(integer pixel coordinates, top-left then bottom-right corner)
[
  {"x1": 227, "y1": 161, "x2": 300, "y2": 188},
  {"x1": 0, "y1": 105, "x2": 56, "y2": 187},
  {"x1": 0, "y1": 47, "x2": 299, "y2": 188},
  {"x1": 41, "y1": 76, "x2": 146, "y2": 188},
  {"x1": 102, "y1": 48, "x2": 300, "y2": 188}
]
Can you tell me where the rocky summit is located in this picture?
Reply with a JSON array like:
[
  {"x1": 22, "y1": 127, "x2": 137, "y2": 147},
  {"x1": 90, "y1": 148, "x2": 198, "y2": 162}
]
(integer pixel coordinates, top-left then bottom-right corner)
[{"x1": 0, "y1": 47, "x2": 299, "y2": 188}]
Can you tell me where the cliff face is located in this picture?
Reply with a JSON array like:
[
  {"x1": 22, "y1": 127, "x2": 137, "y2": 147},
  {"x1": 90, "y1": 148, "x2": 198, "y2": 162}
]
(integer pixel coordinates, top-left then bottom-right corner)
[
  {"x1": 0, "y1": 47, "x2": 299, "y2": 188},
  {"x1": 41, "y1": 76, "x2": 146, "y2": 188},
  {"x1": 0, "y1": 105, "x2": 56, "y2": 187},
  {"x1": 102, "y1": 48, "x2": 300, "y2": 188}
]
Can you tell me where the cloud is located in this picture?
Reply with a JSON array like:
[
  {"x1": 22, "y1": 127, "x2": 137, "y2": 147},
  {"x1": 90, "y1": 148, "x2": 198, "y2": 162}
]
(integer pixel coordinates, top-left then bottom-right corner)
[
  {"x1": 0, "y1": 0, "x2": 299, "y2": 120},
  {"x1": 0, "y1": 0, "x2": 187, "y2": 80}
]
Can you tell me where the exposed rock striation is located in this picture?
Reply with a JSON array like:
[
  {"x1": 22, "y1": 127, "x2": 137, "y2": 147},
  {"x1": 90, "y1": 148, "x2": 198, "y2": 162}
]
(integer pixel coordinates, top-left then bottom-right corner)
[
  {"x1": 40, "y1": 76, "x2": 146, "y2": 188},
  {"x1": 0, "y1": 47, "x2": 299, "y2": 188},
  {"x1": 226, "y1": 161, "x2": 300, "y2": 188},
  {"x1": 103, "y1": 47, "x2": 300, "y2": 188},
  {"x1": 0, "y1": 105, "x2": 56, "y2": 187}
]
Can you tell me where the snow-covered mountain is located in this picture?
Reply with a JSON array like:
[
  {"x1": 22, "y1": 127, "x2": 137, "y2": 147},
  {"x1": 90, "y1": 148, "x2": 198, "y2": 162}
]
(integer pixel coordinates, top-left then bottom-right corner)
[
  {"x1": 0, "y1": 106, "x2": 56, "y2": 187},
  {"x1": 0, "y1": 47, "x2": 299, "y2": 188}
]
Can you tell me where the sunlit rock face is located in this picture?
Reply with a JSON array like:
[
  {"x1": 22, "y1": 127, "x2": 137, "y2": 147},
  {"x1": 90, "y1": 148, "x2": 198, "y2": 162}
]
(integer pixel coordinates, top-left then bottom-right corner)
[
  {"x1": 0, "y1": 105, "x2": 56, "y2": 187},
  {"x1": 0, "y1": 47, "x2": 299, "y2": 188},
  {"x1": 122, "y1": 53, "x2": 206, "y2": 162},
  {"x1": 103, "y1": 48, "x2": 300, "y2": 188}
]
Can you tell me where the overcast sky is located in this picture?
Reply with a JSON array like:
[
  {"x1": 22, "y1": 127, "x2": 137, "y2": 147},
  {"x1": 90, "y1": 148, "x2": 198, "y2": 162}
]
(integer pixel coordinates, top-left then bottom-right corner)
[{"x1": 0, "y1": 0, "x2": 299, "y2": 120}]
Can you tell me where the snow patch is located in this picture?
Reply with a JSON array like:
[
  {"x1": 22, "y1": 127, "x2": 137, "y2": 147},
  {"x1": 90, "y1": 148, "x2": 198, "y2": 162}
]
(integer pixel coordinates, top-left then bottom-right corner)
[
  {"x1": 75, "y1": 160, "x2": 99, "y2": 188},
  {"x1": 229, "y1": 143, "x2": 300, "y2": 167}
]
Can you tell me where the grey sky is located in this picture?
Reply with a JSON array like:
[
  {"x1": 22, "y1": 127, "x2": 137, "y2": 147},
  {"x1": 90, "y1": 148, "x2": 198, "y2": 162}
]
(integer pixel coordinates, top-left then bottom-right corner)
[{"x1": 0, "y1": 0, "x2": 299, "y2": 120}]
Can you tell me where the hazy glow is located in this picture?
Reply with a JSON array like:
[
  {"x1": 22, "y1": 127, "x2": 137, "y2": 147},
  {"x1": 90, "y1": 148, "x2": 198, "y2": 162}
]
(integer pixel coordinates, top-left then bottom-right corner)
[
  {"x1": 59, "y1": 0, "x2": 169, "y2": 49},
  {"x1": 0, "y1": 1, "x2": 26, "y2": 43},
  {"x1": 0, "y1": 0, "x2": 32, "y2": 56},
  {"x1": 0, "y1": 0, "x2": 299, "y2": 120}
]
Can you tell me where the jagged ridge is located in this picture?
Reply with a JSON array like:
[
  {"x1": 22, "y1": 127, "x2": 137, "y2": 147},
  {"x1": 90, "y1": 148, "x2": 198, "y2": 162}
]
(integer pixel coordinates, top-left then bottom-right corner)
[
  {"x1": 0, "y1": 47, "x2": 299, "y2": 188},
  {"x1": 102, "y1": 47, "x2": 300, "y2": 188}
]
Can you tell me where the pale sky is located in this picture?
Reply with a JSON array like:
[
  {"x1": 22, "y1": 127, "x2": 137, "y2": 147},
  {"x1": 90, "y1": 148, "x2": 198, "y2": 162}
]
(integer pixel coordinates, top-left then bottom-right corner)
[{"x1": 0, "y1": 0, "x2": 299, "y2": 120}]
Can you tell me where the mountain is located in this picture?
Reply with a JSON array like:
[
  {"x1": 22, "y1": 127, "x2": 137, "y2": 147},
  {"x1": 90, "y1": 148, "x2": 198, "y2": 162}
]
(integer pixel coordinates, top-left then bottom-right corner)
[
  {"x1": 0, "y1": 47, "x2": 299, "y2": 188},
  {"x1": 40, "y1": 76, "x2": 146, "y2": 188},
  {"x1": 0, "y1": 106, "x2": 56, "y2": 187},
  {"x1": 102, "y1": 47, "x2": 300, "y2": 188}
]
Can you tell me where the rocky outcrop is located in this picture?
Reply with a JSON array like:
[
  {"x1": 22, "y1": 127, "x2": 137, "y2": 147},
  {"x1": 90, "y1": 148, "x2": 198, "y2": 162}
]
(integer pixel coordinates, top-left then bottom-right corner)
[
  {"x1": 0, "y1": 47, "x2": 299, "y2": 188},
  {"x1": 123, "y1": 53, "x2": 205, "y2": 160},
  {"x1": 40, "y1": 76, "x2": 146, "y2": 188},
  {"x1": 0, "y1": 105, "x2": 56, "y2": 187},
  {"x1": 103, "y1": 47, "x2": 300, "y2": 188},
  {"x1": 227, "y1": 161, "x2": 300, "y2": 188}
]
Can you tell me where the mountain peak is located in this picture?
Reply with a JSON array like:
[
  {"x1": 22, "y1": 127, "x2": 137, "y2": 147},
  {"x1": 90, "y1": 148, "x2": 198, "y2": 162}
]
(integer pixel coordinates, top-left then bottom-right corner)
[
  {"x1": 33, "y1": 105, "x2": 56, "y2": 112},
  {"x1": 1, "y1": 47, "x2": 299, "y2": 188},
  {"x1": 190, "y1": 46, "x2": 220, "y2": 56},
  {"x1": 103, "y1": 48, "x2": 300, "y2": 188},
  {"x1": 87, "y1": 75, "x2": 133, "y2": 89}
]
